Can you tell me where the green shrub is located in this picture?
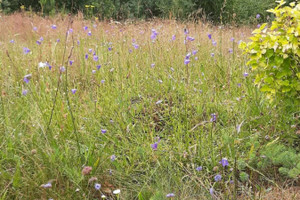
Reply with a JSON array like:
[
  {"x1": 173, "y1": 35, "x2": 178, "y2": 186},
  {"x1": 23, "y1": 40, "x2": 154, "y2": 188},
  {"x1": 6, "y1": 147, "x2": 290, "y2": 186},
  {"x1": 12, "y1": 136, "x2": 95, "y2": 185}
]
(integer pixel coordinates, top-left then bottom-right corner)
[
  {"x1": 156, "y1": 0, "x2": 195, "y2": 19},
  {"x1": 239, "y1": 172, "x2": 250, "y2": 182},
  {"x1": 0, "y1": 0, "x2": 291, "y2": 24},
  {"x1": 39, "y1": 0, "x2": 55, "y2": 15},
  {"x1": 232, "y1": 0, "x2": 276, "y2": 24},
  {"x1": 240, "y1": 1, "x2": 300, "y2": 101},
  {"x1": 257, "y1": 144, "x2": 300, "y2": 178}
]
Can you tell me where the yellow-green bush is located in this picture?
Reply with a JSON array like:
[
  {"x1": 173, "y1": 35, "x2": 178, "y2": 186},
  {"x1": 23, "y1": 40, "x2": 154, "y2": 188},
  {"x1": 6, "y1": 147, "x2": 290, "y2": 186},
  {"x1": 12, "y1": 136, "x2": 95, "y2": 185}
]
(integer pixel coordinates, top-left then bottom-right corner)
[{"x1": 240, "y1": 1, "x2": 300, "y2": 100}]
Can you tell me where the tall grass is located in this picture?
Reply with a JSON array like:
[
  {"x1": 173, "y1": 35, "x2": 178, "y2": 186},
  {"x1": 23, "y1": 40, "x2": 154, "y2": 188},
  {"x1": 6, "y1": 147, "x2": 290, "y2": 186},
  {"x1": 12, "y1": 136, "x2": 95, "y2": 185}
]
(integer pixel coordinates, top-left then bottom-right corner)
[{"x1": 0, "y1": 14, "x2": 298, "y2": 200}]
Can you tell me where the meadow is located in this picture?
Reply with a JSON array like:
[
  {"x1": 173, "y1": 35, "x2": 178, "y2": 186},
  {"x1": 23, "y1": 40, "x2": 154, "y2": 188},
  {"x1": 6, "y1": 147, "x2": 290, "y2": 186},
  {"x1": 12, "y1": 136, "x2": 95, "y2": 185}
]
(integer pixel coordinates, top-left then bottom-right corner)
[{"x1": 0, "y1": 13, "x2": 299, "y2": 200}]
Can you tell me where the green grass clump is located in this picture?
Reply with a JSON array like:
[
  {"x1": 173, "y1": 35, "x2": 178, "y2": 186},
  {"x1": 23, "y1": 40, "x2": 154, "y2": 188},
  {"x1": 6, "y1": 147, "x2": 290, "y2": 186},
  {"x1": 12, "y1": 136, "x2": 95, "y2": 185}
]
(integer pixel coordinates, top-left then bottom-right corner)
[
  {"x1": 0, "y1": 14, "x2": 299, "y2": 199},
  {"x1": 255, "y1": 144, "x2": 300, "y2": 179}
]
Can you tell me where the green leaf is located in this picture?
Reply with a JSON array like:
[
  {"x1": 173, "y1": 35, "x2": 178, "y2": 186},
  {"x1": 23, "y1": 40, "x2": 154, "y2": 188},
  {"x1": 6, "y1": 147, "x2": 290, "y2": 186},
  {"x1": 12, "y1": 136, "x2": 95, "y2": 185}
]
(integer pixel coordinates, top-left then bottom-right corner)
[
  {"x1": 12, "y1": 161, "x2": 21, "y2": 188},
  {"x1": 281, "y1": 86, "x2": 291, "y2": 92}
]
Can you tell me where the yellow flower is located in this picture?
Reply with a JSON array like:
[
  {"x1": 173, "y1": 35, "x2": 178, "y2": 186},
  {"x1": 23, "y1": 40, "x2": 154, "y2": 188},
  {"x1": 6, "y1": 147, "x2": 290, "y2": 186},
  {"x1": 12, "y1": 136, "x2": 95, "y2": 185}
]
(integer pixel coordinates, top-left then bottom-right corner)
[{"x1": 85, "y1": 5, "x2": 90, "y2": 8}]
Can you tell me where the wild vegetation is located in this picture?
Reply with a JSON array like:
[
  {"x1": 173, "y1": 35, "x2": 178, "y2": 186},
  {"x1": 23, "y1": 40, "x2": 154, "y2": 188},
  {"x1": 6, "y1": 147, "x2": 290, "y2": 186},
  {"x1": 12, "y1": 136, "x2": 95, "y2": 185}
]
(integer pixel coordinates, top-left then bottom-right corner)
[{"x1": 0, "y1": 1, "x2": 299, "y2": 200}]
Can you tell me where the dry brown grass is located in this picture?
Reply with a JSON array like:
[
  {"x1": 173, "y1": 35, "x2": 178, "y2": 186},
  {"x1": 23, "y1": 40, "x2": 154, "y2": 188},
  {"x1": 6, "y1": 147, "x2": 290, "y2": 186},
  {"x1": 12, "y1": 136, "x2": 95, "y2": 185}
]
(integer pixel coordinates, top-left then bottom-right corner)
[
  {"x1": 0, "y1": 13, "x2": 253, "y2": 47},
  {"x1": 262, "y1": 187, "x2": 300, "y2": 200},
  {"x1": 238, "y1": 186, "x2": 300, "y2": 200}
]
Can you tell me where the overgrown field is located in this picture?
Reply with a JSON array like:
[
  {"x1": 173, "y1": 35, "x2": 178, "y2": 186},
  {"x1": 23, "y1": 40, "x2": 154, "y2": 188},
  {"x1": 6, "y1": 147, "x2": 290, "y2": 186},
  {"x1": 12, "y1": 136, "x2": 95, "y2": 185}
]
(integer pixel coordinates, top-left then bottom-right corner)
[{"x1": 0, "y1": 14, "x2": 299, "y2": 200}]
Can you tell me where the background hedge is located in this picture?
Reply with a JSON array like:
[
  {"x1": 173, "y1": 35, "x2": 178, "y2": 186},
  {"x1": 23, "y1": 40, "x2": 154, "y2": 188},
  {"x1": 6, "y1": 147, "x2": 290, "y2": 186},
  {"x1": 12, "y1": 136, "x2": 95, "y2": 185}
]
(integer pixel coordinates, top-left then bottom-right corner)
[{"x1": 0, "y1": 0, "x2": 296, "y2": 23}]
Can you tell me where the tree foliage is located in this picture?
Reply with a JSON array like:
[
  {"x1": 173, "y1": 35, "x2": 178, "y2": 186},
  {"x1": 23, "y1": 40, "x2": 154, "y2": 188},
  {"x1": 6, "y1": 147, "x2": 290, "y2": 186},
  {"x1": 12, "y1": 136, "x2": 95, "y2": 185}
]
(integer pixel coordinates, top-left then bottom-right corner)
[
  {"x1": 240, "y1": 1, "x2": 300, "y2": 101},
  {"x1": 1, "y1": 0, "x2": 295, "y2": 23}
]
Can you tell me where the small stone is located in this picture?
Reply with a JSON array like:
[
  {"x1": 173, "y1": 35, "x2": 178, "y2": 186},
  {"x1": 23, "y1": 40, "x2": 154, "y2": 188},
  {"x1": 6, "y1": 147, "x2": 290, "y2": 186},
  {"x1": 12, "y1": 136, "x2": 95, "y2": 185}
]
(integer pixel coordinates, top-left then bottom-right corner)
[
  {"x1": 213, "y1": 166, "x2": 219, "y2": 172},
  {"x1": 31, "y1": 149, "x2": 37, "y2": 155}
]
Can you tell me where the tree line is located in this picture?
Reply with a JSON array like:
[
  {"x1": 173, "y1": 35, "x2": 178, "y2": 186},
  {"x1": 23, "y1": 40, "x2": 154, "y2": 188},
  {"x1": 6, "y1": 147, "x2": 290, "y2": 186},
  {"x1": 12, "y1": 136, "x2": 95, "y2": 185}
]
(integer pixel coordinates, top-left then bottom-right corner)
[{"x1": 0, "y1": 0, "x2": 295, "y2": 23}]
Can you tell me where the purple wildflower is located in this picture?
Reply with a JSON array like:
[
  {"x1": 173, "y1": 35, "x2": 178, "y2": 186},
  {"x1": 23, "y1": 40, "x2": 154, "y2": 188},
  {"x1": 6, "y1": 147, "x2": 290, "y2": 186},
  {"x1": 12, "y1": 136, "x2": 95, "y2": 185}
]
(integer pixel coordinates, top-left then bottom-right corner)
[
  {"x1": 23, "y1": 74, "x2": 32, "y2": 83},
  {"x1": 151, "y1": 142, "x2": 158, "y2": 150},
  {"x1": 41, "y1": 183, "x2": 52, "y2": 188},
  {"x1": 46, "y1": 62, "x2": 52, "y2": 70},
  {"x1": 212, "y1": 40, "x2": 217, "y2": 46},
  {"x1": 243, "y1": 72, "x2": 249, "y2": 77},
  {"x1": 151, "y1": 63, "x2": 155, "y2": 68},
  {"x1": 101, "y1": 80, "x2": 105, "y2": 84},
  {"x1": 229, "y1": 48, "x2": 233, "y2": 54},
  {"x1": 51, "y1": 24, "x2": 57, "y2": 29},
  {"x1": 23, "y1": 47, "x2": 31, "y2": 54},
  {"x1": 88, "y1": 31, "x2": 92, "y2": 36},
  {"x1": 60, "y1": 66, "x2": 66, "y2": 72},
  {"x1": 151, "y1": 29, "x2": 158, "y2": 40},
  {"x1": 68, "y1": 28, "x2": 73, "y2": 34},
  {"x1": 94, "y1": 183, "x2": 101, "y2": 190},
  {"x1": 185, "y1": 53, "x2": 191, "y2": 59},
  {"x1": 196, "y1": 166, "x2": 203, "y2": 171},
  {"x1": 219, "y1": 158, "x2": 229, "y2": 167},
  {"x1": 186, "y1": 36, "x2": 195, "y2": 41},
  {"x1": 257, "y1": 24, "x2": 261, "y2": 28},
  {"x1": 133, "y1": 43, "x2": 139, "y2": 49},
  {"x1": 77, "y1": 40, "x2": 80, "y2": 45},
  {"x1": 230, "y1": 37, "x2": 235, "y2": 42},
  {"x1": 39, "y1": 37, "x2": 44, "y2": 41},
  {"x1": 166, "y1": 193, "x2": 175, "y2": 198},
  {"x1": 209, "y1": 188, "x2": 214, "y2": 195},
  {"x1": 211, "y1": 53, "x2": 215, "y2": 57},
  {"x1": 110, "y1": 155, "x2": 116, "y2": 161},
  {"x1": 101, "y1": 129, "x2": 107, "y2": 134},
  {"x1": 33, "y1": 27, "x2": 37, "y2": 31},
  {"x1": 192, "y1": 50, "x2": 198, "y2": 55},
  {"x1": 92, "y1": 70, "x2": 96, "y2": 74},
  {"x1": 208, "y1": 34, "x2": 212, "y2": 40},
  {"x1": 237, "y1": 83, "x2": 241, "y2": 87},
  {"x1": 56, "y1": 39, "x2": 60, "y2": 43},
  {"x1": 83, "y1": 26, "x2": 88, "y2": 31},
  {"x1": 108, "y1": 47, "x2": 112, "y2": 51},
  {"x1": 172, "y1": 35, "x2": 176, "y2": 40},
  {"x1": 214, "y1": 174, "x2": 222, "y2": 182},
  {"x1": 85, "y1": 54, "x2": 88, "y2": 60},
  {"x1": 97, "y1": 65, "x2": 101, "y2": 70},
  {"x1": 10, "y1": 40, "x2": 15, "y2": 43},
  {"x1": 210, "y1": 113, "x2": 217, "y2": 122},
  {"x1": 71, "y1": 89, "x2": 77, "y2": 94},
  {"x1": 36, "y1": 40, "x2": 41, "y2": 45},
  {"x1": 69, "y1": 60, "x2": 74, "y2": 65},
  {"x1": 93, "y1": 55, "x2": 99, "y2": 61},
  {"x1": 184, "y1": 59, "x2": 190, "y2": 65},
  {"x1": 22, "y1": 89, "x2": 28, "y2": 96},
  {"x1": 256, "y1": 14, "x2": 261, "y2": 19},
  {"x1": 184, "y1": 28, "x2": 189, "y2": 35}
]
